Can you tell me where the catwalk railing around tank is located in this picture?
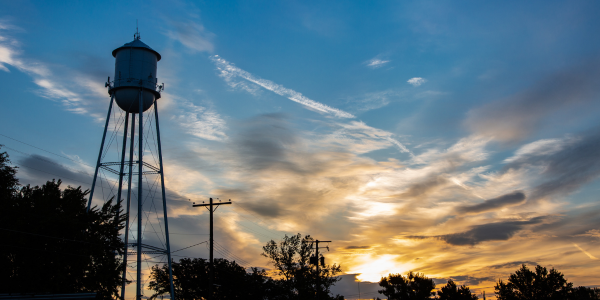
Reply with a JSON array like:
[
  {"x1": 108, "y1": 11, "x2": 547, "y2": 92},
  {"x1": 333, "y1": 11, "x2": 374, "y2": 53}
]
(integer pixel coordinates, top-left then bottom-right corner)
[{"x1": 104, "y1": 77, "x2": 164, "y2": 96}]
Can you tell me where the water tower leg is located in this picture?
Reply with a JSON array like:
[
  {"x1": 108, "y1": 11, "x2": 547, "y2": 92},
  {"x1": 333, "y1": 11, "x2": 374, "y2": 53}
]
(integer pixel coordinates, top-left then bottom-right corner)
[
  {"x1": 115, "y1": 113, "x2": 129, "y2": 224},
  {"x1": 121, "y1": 112, "x2": 136, "y2": 299},
  {"x1": 137, "y1": 89, "x2": 144, "y2": 300},
  {"x1": 87, "y1": 94, "x2": 115, "y2": 212},
  {"x1": 153, "y1": 100, "x2": 175, "y2": 300}
]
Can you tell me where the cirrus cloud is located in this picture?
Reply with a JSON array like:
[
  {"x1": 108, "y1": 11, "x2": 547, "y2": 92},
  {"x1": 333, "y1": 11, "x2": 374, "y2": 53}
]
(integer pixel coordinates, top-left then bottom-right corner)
[{"x1": 407, "y1": 77, "x2": 427, "y2": 86}]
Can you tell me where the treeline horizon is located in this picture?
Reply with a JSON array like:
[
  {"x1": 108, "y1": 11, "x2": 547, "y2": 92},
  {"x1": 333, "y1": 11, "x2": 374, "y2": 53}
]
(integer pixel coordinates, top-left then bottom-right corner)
[
  {"x1": 1, "y1": 147, "x2": 599, "y2": 300},
  {"x1": 149, "y1": 255, "x2": 600, "y2": 300}
]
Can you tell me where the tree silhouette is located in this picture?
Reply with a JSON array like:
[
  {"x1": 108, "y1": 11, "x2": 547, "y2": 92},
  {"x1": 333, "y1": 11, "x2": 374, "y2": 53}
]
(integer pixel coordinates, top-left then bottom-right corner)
[
  {"x1": 495, "y1": 264, "x2": 573, "y2": 300},
  {"x1": 0, "y1": 149, "x2": 18, "y2": 200},
  {"x1": 437, "y1": 279, "x2": 478, "y2": 300},
  {"x1": 571, "y1": 286, "x2": 600, "y2": 300},
  {"x1": 148, "y1": 257, "x2": 280, "y2": 300},
  {"x1": 378, "y1": 272, "x2": 436, "y2": 300},
  {"x1": 262, "y1": 233, "x2": 343, "y2": 300},
  {"x1": 0, "y1": 147, "x2": 126, "y2": 299}
]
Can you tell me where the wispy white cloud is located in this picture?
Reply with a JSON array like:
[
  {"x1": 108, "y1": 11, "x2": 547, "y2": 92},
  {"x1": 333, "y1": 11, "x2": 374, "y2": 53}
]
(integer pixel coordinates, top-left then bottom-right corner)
[
  {"x1": 503, "y1": 138, "x2": 573, "y2": 163},
  {"x1": 324, "y1": 121, "x2": 411, "y2": 154},
  {"x1": 172, "y1": 101, "x2": 227, "y2": 141},
  {"x1": 209, "y1": 56, "x2": 413, "y2": 156},
  {"x1": 573, "y1": 243, "x2": 598, "y2": 260},
  {"x1": 164, "y1": 20, "x2": 215, "y2": 53},
  {"x1": 0, "y1": 24, "x2": 105, "y2": 120},
  {"x1": 346, "y1": 90, "x2": 395, "y2": 113},
  {"x1": 407, "y1": 77, "x2": 427, "y2": 86},
  {"x1": 211, "y1": 55, "x2": 355, "y2": 118},
  {"x1": 366, "y1": 58, "x2": 390, "y2": 69}
]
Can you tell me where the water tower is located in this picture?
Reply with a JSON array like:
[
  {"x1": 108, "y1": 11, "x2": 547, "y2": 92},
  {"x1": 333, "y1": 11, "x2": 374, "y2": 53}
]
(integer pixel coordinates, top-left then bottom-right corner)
[{"x1": 86, "y1": 31, "x2": 175, "y2": 300}]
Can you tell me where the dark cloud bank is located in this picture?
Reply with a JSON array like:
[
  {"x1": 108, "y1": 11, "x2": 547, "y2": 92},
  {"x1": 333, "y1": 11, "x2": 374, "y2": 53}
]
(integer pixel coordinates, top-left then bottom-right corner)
[
  {"x1": 457, "y1": 191, "x2": 526, "y2": 214},
  {"x1": 410, "y1": 216, "x2": 546, "y2": 246},
  {"x1": 466, "y1": 58, "x2": 600, "y2": 142},
  {"x1": 17, "y1": 153, "x2": 191, "y2": 207},
  {"x1": 504, "y1": 128, "x2": 600, "y2": 201}
]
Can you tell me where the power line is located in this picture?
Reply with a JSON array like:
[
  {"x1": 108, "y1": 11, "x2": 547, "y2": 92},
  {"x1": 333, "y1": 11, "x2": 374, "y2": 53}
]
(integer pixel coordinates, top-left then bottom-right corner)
[
  {"x1": 0, "y1": 133, "x2": 94, "y2": 167},
  {"x1": 171, "y1": 241, "x2": 208, "y2": 253},
  {"x1": 213, "y1": 241, "x2": 251, "y2": 266},
  {"x1": 13, "y1": 160, "x2": 289, "y2": 248},
  {"x1": 2, "y1": 134, "x2": 296, "y2": 246},
  {"x1": 3, "y1": 145, "x2": 93, "y2": 176},
  {"x1": 13, "y1": 162, "x2": 96, "y2": 186},
  {"x1": 236, "y1": 205, "x2": 290, "y2": 238},
  {"x1": 1, "y1": 136, "x2": 185, "y2": 200},
  {"x1": 212, "y1": 247, "x2": 248, "y2": 269},
  {"x1": 213, "y1": 241, "x2": 251, "y2": 267},
  {"x1": 9, "y1": 158, "x2": 187, "y2": 203},
  {"x1": 221, "y1": 217, "x2": 276, "y2": 241}
]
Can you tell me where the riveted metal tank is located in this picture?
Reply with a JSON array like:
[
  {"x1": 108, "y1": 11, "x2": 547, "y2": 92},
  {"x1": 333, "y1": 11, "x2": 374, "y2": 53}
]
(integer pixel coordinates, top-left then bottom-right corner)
[{"x1": 111, "y1": 37, "x2": 161, "y2": 113}]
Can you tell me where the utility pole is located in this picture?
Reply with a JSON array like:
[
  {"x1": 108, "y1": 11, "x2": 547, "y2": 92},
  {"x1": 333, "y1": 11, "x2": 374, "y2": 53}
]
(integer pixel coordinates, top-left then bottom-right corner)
[
  {"x1": 192, "y1": 198, "x2": 231, "y2": 300},
  {"x1": 305, "y1": 239, "x2": 331, "y2": 300}
]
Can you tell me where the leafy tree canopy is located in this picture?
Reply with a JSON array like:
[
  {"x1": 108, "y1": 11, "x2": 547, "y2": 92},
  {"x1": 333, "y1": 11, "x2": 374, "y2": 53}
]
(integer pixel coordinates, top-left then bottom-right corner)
[
  {"x1": 148, "y1": 257, "x2": 278, "y2": 300},
  {"x1": 437, "y1": 279, "x2": 478, "y2": 300},
  {"x1": 262, "y1": 233, "x2": 343, "y2": 300},
  {"x1": 495, "y1": 264, "x2": 600, "y2": 300},
  {"x1": 378, "y1": 271, "x2": 436, "y2": 300},
  {"x1": 0, "y1": 147, "x2": 126, "y2": 299},
  {"x1": 571, "y1": 286, "x2": 600, "y2": 300},
  {"x1": 0, "y1": 149, "x2": 18, "y2": 200}
]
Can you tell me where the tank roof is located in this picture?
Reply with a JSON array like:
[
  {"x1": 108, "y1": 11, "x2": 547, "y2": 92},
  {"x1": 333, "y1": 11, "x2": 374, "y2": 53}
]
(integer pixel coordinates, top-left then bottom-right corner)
[{"x1": 112, "y1": 38, "x2": 161, "y2": 61}]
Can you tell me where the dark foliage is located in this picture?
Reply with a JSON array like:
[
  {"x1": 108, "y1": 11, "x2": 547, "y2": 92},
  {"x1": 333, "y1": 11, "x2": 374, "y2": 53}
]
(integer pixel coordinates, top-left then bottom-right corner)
[
  {"x1": 148, "y1": 257, "x2": 281, "y2": 300},
  {"x1": 262, "y1": 233, "x2": 343, "y2": 300},
  {"x1": 495, "y1": 264, "x2": 600, "y2": 300},
  {"x1": 0, "y1": 149, "x2": 18, "y2": 200},
  {"x1": 437, "y1": 279, "x2": 478, "y2": 300},
  {"x1": 0, "y1": 148, "x2": 126, "y2": 299},
  {"x1": 571, "y1": 286, "x2": 600, "y2": 300},
  {"x1": 378, "y1": 272, "x2": 436, "y2": 300}
]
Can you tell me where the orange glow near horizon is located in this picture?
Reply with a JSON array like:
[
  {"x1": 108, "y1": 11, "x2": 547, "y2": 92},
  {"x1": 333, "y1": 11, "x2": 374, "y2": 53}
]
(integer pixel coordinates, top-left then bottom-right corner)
[{"x1": 347, "y1": 254, "x2": 417, "y2": 282}]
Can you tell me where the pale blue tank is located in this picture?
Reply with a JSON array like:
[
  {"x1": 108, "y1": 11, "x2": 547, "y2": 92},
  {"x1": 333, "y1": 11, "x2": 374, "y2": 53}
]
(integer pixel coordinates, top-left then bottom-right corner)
[{"x1": 111, "y1": 37, "x2": 161, "y2": 113}]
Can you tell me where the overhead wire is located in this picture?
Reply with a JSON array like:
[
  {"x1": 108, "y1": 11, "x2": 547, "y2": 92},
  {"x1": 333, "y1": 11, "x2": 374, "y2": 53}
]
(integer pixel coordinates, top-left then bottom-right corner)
[
  {"x1": 2, "y1": 129, "x2": 302, "y2": 273},
  {"x1": 213, "y1": 241, "x2": 251, "y2": 267},
  {"x1": 10, "y1": 145, "x2": 288, "y2": 248},
  {"x1": 171, "y1": 241, "x2": 208, "y2": 253},
  {"x1": 4, "y1": 145, "x2": 189, "y2": 202},
  {"x1": 220, "y1": 217, "x2": 277, "y2": 241},
  {"x1": 2, "y1": 145, "x2": 92, "y2": 175},
  {"x1": 100, "y1": 111, "x2": 125, "y2": 161},
  {"x1": 212, "y1": 247, "x2": 251, "y2": 270},
  {"x1": 0, "y1": 133, "x2": 94, "y2": 167},
  {"x1": 234, "y1": 212, "x2": 284, "y2": 241},
  {"x1": 236, "y1": 205, "x2": 289, "y2": 238},
  {"x1": 140, "y1": 174, "x2": 165, "y2": 249}
]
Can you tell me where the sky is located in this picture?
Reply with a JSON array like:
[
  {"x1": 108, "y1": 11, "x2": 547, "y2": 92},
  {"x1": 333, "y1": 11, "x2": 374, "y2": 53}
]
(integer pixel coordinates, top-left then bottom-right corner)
[{"x1": 1, "y1": 0, "x2": 600, "y2": 299}]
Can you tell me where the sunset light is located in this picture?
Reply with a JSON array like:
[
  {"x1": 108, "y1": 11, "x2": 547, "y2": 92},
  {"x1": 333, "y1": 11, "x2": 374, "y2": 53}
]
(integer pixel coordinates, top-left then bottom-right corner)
[{"x1": 2, "y1": 1, "x2": 600, "y2": 299}]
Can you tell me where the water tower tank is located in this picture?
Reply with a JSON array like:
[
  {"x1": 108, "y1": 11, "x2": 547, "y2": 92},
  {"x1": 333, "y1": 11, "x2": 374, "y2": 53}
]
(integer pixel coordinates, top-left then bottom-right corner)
[{"x1": 111, "y1": 36, "x2": 162, "y2": 113}]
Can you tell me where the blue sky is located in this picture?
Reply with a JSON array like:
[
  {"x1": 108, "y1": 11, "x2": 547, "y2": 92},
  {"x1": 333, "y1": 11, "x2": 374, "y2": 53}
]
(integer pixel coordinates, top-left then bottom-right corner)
[{"x1": 2, "y1": 1, "x2": 600, "y2": 298}]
